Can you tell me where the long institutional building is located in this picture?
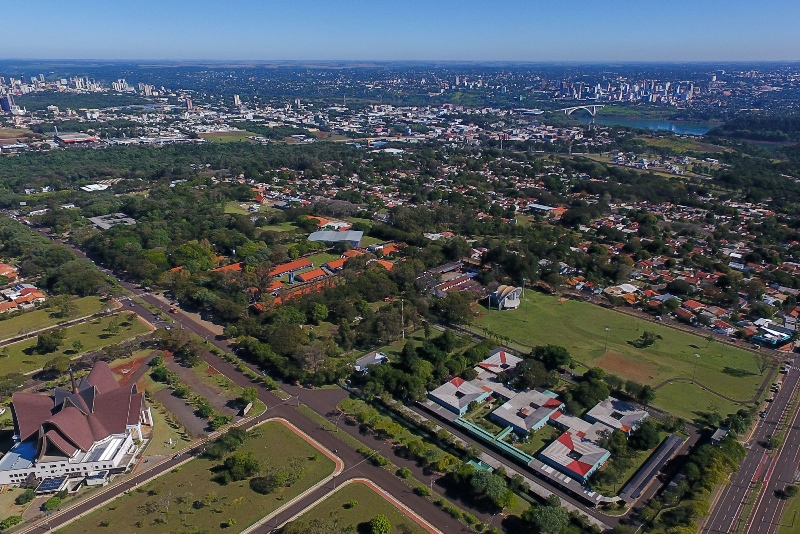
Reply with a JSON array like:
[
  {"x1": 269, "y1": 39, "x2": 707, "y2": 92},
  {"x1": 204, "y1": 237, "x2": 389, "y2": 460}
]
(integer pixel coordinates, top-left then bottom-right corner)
[{"x1": 0, "y1": 362, "x2": 152, "y2": 486}]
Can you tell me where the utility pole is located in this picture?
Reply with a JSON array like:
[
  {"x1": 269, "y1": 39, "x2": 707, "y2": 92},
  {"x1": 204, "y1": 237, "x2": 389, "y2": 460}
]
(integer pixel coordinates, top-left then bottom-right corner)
[
  {"x1": 693, "y1": 353, "x2": 700, "y2": 383},
  {"x1": 604, "y1": 326, "x2": 610, "y2": 353}
]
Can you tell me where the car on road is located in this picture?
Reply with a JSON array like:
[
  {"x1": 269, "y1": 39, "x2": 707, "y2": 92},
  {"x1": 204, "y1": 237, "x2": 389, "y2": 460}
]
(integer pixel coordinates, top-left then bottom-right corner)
[
  {"x1": 169, "y1": 307, "x2": 177, "y2": 314},
  {"x1": 766, "y1": 397, "x2": 775, "y2": 402},
  {"x1": 760, "y1": 411, "x2": 767, "y2": 418}
]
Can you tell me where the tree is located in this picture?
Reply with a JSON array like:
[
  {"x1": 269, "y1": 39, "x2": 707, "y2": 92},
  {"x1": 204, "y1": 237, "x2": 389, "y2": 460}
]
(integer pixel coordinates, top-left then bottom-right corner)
[
  {"x1": 523, "y1": 502, "x2": 569, "y2": 534},
  {"x1": 533, "y1": 345, "x2": 572, "y2": 370},
  {"x1": 436, "y1": 291, "x2": 473, "y2": 325},
  {"x1": 43, "y1": 496, "x2": 61, "y2": 512},
  {"x1": 370, "y1": 514, "x2": 391, "y2": 534},
  {"x1": 36, "y1": 328, "x2": 65, "y2": 354},
  {"x1": 637, "y1": 385, "x2": 656, "y2": 406},
  {"x1": 629, "y1": 420, "x2": 662, "y2": 450},
  {"x1": 44, "y1": 356, "x2": 71, "y2": 374},
  {"x1": 71, "y1": 340, "x2": 84, "y2": 354},
  {"x1": 308, "y1": 303, "x2": 329, "y2": 325},
  {"x1": 755, "y1": 352, "x2": 771, "y2": 375},
  {"x1": 240, "y1": 387, "x2": 258, "y2": 405}
]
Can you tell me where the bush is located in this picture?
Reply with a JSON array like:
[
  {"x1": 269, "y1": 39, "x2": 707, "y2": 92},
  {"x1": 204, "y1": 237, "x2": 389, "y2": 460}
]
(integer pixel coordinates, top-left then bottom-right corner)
[
  {"x1": 370, "y1": 514, "x2": 391, "y2": 534},
  {"x1": 43, "y1": 496, "x2": 61, "y2": 512},
  {"x1": 15, "y1": 488, "x2": 35, "y2": 505},
  {"x1": 0, "y1": 516, "x2": 23, "y2": 531},
  {"x1": 414, "y1": 486, "x2": 431, "y2": 497},
  {"x1": 396, "y1": 467, "x2": 412, "y2": 479}
]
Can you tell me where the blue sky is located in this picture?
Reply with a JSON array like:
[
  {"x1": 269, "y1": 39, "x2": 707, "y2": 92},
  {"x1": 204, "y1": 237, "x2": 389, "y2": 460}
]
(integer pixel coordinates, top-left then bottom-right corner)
[{"x1": 4, "y1": 0, "x2": 798, "y2": 61}]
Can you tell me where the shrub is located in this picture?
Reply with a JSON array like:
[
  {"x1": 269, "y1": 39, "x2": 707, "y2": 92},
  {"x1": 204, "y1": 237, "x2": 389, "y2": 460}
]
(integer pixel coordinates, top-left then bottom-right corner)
[
  {"x1": 43, "y1": 496, "x2": 61, "y2": 512},
  {"x1": 414, "y1": 486, "x2": 431, "y2": 497},
  {"x1": 15, "y1": 489, "x2": 35, "y2": 505},
  {"x1": 396, "y1": 467, "x2": 412, "y2": 479}
]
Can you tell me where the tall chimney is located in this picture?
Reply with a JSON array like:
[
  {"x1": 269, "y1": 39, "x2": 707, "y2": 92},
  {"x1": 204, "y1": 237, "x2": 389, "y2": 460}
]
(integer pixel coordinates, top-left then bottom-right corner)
[{"x1": 69, "y1": 366, "x2": 78, "y2": 394}]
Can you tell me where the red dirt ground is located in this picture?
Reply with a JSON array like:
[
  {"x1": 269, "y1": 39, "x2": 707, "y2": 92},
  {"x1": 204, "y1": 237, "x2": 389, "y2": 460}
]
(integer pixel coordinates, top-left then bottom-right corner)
[{"x1": 113, "y1": 355, "x2": 149, "y2": 386}]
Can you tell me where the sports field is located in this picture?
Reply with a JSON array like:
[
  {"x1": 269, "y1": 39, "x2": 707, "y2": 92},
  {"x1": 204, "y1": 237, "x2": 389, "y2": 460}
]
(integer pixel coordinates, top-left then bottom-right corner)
[
  {"x1": 61, "y1": 421, "x2": 335, "y2": 534},
  {"x1": 473, "y1": 292, "x2": 765, "y2": 419},
  {"x1": 285, "y1": 480, "x2": 425, "y2": 534}
]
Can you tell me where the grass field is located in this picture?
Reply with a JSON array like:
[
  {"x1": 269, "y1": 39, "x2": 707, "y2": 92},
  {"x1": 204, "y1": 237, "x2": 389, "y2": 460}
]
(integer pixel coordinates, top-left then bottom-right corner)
[
  {"x1": 199, "y1": 131, "x2": 256, "y2": 143},
  {"x1": 0, "y1": 297, "x2": 104, "y2": 342},
  {"x1": 61, "y1": 421, "x2": 335, "y2": 534},
  {"x1": 0, "y1": 313, "x2": 150, "y2": 375},
  {"x1": 143, "y1": 402, "x2": 193, "y2": 457},
  {"x1": 306, "y1": 252, "x2": 341, "y2": 267},
  {"x1": 361, "y1": 235, "x2": 384, "y2": 246},
  {"x1": 0, "y1": 487, "x2": 29, "y2": 523},
  {"x1": 635, "y1": 136, "x2": 726, "y2": 154},
  {"x1": 0, "y1": 127, "x2": 35, "y2": 140},
  {"x1": 287, "y1": 480, "x2": 425, "y2": 533},
  {"x1": 777, "y1": 491, "x2": 800, "y2": 534},
  {"x1": 472, "y1": 292, "x2": 764, "y2": 419}
]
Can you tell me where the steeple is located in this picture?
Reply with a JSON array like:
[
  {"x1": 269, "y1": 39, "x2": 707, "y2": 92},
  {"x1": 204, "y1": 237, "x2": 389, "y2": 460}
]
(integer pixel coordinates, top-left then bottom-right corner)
[{"x1": 69, "y1": 366, "x2": 78, "y2": 394}]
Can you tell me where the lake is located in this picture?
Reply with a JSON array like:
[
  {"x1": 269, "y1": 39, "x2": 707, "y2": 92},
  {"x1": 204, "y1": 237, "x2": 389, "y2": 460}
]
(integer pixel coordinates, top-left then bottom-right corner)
[{"x1": 578, "y1": 116, "x2": 714, "y2": 135}]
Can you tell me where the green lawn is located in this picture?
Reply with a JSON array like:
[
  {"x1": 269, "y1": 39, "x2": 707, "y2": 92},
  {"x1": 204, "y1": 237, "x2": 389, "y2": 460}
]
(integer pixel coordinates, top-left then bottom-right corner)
[
  {"x1": 60, "y1": 421, "x2": 335, "y2": 534},
  {"x1": 589, "y1": 432, "x2": 670, "y2": 496},
  {"x1": 224, "y1": 201, "x2": 254, "y2": 215},
  {"x1": 143, "y1": 402, "x2": 193, "y2": 457},
  {"x1": 0, "y1": 297, "x2": 104, "y2": 342},
  {"x1": 463, "y1": 401, "x2": 504, "y2": 435},
  {"x1": 286, "y1": 480, "x2": 425, "y2": 534},
  {"x1": 513, "y1": 425, "x2": 560, "y2": 457},
  {"x1": 0, "y1": 313, "x2": 150, "y2": 375},
  {"x1": 641, "y1": 380, "x2": 742, "y2": 421},
  {"x1": 188, "y1": 360, "x2": 267, "y2": 416},
  {"x1": 0, "y1": 487, "x2": 30, "y2": 524},
  {"x1": 306, "y1": 252, "x2": 341, "y2": 267},
  {"x1": 472, "y1": 292, "x2": 764, "y2": 419},
  {"x1": 777, "y1": 491, "x2": 800, "y2": 534}
]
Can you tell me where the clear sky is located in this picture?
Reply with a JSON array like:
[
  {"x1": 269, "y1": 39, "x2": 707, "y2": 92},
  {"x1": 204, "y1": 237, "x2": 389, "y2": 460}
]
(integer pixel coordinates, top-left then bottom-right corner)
[{"x1": 4, "y1": 0, "x2": 798, "y2": 62}]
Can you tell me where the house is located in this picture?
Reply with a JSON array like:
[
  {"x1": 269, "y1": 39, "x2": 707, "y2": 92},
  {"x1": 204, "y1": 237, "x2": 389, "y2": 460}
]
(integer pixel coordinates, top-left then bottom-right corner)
[
  {"x1": 476, "y1": 348, "x2": 522, "y2": 376},
  {"x1": 353, "y1": 352, "x2": 388, "y2": 374},
  {"x1": 427, "y1": 377, "x2": 492, "y2": 415},
  {"x1": 548, "y1": 411, "x2": 610, "y2": 443},
  {"x1": 490, "y1": 389, "x2": 564, "y2": 435},
  {"x1": 325, "y1": 258, "x2": 347, "y2": 271},
  {"x1": 538, "y1": 431, "x2": 611, "y2": 484},
  {"x1": 489, "y1": 285, "x2": 522, "y2": 310},
  {"x1": 584, "y1": 397, "x2": 649, "y2": 436},
  {"x1": 0, "y1": 362, "x2": 152, "y2": 486}
]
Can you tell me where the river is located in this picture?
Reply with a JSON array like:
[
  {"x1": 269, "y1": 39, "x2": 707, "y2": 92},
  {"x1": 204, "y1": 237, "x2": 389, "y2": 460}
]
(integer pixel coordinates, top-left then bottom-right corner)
[{"x1": 577, "y1": 116, "x2": 714, "y2": 135}]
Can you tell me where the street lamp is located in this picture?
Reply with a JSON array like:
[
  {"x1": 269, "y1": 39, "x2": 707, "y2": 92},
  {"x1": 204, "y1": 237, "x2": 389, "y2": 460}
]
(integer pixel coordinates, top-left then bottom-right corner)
[
  {"x1": 693, "y1": 354, "x2": 700, "y2": 383},
  {"x1": 604, "y1": 326, "x2": 610, "y2": 353}
]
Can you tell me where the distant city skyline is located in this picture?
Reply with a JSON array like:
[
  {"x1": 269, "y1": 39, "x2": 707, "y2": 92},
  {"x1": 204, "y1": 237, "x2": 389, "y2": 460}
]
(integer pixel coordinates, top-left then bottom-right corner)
[{"x1": 3, "y1": 0, "x2": 799, "y2": 62}]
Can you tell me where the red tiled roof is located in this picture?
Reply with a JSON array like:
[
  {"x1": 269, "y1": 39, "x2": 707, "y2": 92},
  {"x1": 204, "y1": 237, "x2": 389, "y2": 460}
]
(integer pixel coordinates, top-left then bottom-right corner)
[
  {"x1": 325, "y1": 258, "x2": 347, "y2": 270},
  {"x1": 211, "y1": 262, "x2": 243, "y2": 273},
  {"x1": 270, "y1": 258, "x2": 312, "y2": 277},
  {"x1": 297, "y1": 268, "x2": 327, "y2": 282}
]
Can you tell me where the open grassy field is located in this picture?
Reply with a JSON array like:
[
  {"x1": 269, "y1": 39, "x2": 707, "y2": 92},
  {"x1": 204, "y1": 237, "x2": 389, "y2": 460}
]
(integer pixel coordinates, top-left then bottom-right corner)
[
  {"x1": 777, "y1": 491, "x2": 800, "y2": 534},
  {"x1": 0, "y1": 312, "x2": 150, "y2": 375},
  {"x1": 199, "y1": 131, "x2": 256, "y2": 143},
  {"x1": 287, "y1": 480, "x2": 425, "y2": 534},
  {"x1": 306, "y1": 252, "x2": 341, "y2": 267},
  {"x1": 0, "y1": 487, "x2": 30, "y2": 523},
  {"x1": 361, "y1": 235, "x2": 384, "y2": 246},
  {"x1": 472, "y1": 292, "x2": 764, "y2": 419},
  {"x1": 635, "y1": 136, "x2": 727, "y2": 154},
  {"x1": 0, "y1": 297, "x2": 104, "y2": 342},
  {"x1": 0, "y1": 127, "x2": 35, "y2": 140},
  {"x1": 61, "y1": 421, "x2": 335, "y2": 534}
]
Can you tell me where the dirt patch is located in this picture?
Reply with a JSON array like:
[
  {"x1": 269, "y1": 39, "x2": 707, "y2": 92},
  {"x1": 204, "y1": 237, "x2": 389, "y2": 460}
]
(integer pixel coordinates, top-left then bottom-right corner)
[
  {"x1": 205, "y1": 365, "x2": 221, "y2": 376},
  {"x1": 595, "y1": 351, "x2": 658, "y2": 384},
  {"x1": 113, "y1": 356, "x2": 148, "y2": 386}
]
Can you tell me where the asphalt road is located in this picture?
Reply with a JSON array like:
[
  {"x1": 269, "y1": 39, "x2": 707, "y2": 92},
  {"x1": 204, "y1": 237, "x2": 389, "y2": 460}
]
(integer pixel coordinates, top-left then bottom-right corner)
[
  {"x1": 743, "y1": 361, "x2": 800, "y2": 534},
  {"x1": 702, "y1": 356, "x2": 800, "y2": 534}
]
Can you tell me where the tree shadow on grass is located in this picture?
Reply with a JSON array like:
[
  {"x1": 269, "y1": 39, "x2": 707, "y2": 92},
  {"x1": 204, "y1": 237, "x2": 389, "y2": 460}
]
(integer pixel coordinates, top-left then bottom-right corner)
[{"x1": 723, "y1": 367, "x2": 756, "y2": 378}]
